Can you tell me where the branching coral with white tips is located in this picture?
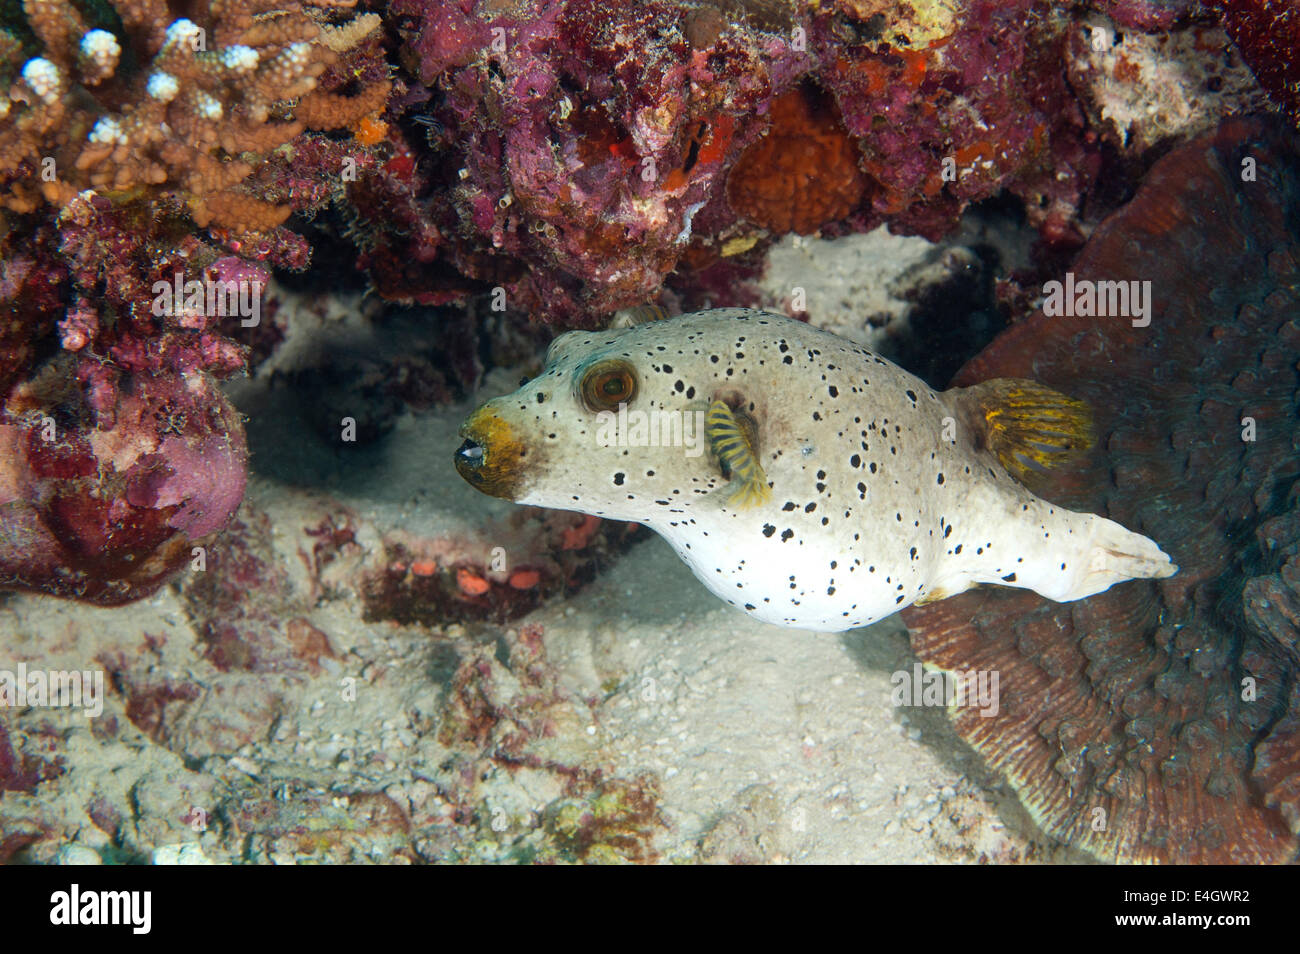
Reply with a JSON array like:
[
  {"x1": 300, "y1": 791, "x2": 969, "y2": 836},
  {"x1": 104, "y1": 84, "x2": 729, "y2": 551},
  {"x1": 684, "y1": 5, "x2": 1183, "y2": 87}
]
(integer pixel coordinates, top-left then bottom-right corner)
[{"x1": 0, "y1": 0, "x2": 387, "y2": 232}]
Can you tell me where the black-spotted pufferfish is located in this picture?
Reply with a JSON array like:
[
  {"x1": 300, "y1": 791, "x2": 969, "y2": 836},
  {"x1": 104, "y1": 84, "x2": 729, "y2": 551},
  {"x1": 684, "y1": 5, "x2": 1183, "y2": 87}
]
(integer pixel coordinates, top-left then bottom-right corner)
[{"x1": 454, "y1": 308, "x2": 1176, "y2": 631}]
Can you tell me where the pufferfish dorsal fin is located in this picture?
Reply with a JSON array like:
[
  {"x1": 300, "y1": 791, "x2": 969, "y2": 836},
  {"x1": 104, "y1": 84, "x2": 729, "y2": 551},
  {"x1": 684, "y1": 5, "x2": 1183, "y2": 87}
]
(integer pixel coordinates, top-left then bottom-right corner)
[
  {"x1": 955, "y1": 378, "x2": 1095, "y2": 484},
  {"x1": 609, "y1": 304, "x2": 672, "y2": 328}
]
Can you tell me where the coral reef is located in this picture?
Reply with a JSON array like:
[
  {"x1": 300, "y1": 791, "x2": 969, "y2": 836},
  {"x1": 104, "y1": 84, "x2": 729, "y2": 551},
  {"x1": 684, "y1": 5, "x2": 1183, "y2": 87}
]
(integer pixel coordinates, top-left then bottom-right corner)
[
  {"x1": 388, "y1": 0, "x2": 1291, "y2": 324},
  {"x1": 0, "y1": 499, "x2": 673, "y2": 863},
  {"x1": 390, "y1": 0, "x2": 791, "y2": 321},
  {"x1": 0, "y1": 1, "x2": 397, "y2": 604},
  {"x1": 2, "y1": 0, "x2": 1299, "y2": 868},
  {"x1": 902, "y1": 118, "x2": 1300, "y2": 863},
  {"x1": 6, "y1": 0, "x2": 1293, "y2": 610},
  {"x1": 1067, "y1": 15, "x2": 1270, "y2": 157}
]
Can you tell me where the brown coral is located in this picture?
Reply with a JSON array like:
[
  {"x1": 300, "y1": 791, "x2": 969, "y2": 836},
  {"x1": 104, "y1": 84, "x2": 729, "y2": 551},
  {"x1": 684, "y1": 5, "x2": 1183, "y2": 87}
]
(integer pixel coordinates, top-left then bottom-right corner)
[
  {"x1": 901, "y1": 118, "x2": 1300, "y2": 864},
  {"x1": 726, "y1": 83, "x2": 869, "y2": 235},
  {"x1": 0, "y1": 0, "x2": 389, "y2": 233},
  {"x1": 296, "y1": 79, "x2": 393, "y2": 130}
]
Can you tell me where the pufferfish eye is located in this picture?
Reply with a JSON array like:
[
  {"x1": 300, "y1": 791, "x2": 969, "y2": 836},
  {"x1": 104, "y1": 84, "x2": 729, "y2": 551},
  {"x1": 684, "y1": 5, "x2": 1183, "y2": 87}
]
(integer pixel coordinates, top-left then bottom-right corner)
[{"x1": 580, "y1": 360, "x2": 638, "y2": 412}]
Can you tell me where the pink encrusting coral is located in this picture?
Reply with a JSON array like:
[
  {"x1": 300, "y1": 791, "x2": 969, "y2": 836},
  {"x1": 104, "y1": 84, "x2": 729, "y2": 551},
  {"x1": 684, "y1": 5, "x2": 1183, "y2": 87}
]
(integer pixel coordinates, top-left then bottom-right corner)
[
  {"x1": 0, "y1": 367, "x2": 246, "y2": 604},
  {"x1": 390, "y1": 0, "x2": 807, "y2": 321}
]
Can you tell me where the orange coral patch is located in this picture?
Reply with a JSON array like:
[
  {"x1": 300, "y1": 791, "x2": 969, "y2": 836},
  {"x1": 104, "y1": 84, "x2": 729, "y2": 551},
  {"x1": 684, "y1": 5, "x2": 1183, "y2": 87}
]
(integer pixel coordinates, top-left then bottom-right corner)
[
  {"x1": 662, "y1": 168, "x2": 688, "y2": 191},
  {"x1": 955, "y1": 141, "x2": 995, "y2": 166},
  {"x1": 456, "y1": 567, "x2": 490, "y2": 595},
  {"x1": 1113, "y1": 55, "x2": 1141, "y2": 84},
  {"x1": 353, "y1": 115, "x2": 388, "y2": 146},
  {"x1": 696, "y1": 114, "x2": 735, "y2": 167},
  {"x1": 727, "y1": 84, "x2": 867, "y2": 235},
  {"x1": 508, "y1": 569, "x2": 542, "y2": 589},
  {"x1": 561, "y1": 513, "x2": 602, "y2": 550},
  {"x1": 857, "y1": 58, "x2": 892, "y2": 95},
  {"x1": 900, "y1": 50, "x2": 928, "y2": 88}
]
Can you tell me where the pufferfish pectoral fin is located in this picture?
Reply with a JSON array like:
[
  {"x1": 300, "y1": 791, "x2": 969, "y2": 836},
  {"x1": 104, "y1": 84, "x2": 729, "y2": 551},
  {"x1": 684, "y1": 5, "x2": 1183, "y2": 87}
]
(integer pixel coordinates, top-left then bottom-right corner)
[
  {"x1": 954, "y1": 377, "x2": 1095, "y2": 484},
  {"x1": 705, "y1": 398, "x2": 771, "y2": 509}
]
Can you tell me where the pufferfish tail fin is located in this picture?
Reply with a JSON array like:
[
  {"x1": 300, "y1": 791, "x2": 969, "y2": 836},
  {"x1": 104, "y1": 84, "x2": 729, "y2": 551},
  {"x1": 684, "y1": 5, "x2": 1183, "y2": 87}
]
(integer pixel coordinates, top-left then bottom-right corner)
[
  {"x1": 957, "y1": 378, "x2": 1094, "y2": 484},
  {"x1": 1073, "y1": 513, "x2": 1178, "y2": 597}
]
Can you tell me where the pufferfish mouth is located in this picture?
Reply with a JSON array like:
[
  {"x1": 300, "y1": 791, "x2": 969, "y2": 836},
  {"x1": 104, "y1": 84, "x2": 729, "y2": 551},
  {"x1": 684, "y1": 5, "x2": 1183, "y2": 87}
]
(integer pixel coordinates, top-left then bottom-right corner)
[{"x1": 453, "y1": 403, "x2": 530, "y2": 501}]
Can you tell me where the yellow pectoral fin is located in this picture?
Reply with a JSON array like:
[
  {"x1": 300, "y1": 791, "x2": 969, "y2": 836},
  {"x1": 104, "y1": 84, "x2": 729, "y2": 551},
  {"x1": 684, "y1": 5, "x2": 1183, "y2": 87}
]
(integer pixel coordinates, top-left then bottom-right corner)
[{"x1": 726, "y1": 477, "x2": 771, "y2": 510}]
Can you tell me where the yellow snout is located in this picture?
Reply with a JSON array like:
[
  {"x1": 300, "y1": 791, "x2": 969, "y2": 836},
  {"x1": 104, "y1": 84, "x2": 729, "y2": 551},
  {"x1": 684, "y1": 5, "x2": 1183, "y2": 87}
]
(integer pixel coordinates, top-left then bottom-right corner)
[{"x1": 454, "y1": 403, "x2": 530, "y2": 501}]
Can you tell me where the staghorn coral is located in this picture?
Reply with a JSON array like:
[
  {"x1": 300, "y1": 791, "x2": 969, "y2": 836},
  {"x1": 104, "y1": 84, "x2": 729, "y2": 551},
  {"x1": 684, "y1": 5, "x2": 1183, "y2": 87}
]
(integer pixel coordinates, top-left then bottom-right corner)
[
  {"x1": 0, "y1": 0, "x2": 389, "y2": 232},
  {"x1": 902, "y1": 118, "x2": 1300, "y2": 863}
]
